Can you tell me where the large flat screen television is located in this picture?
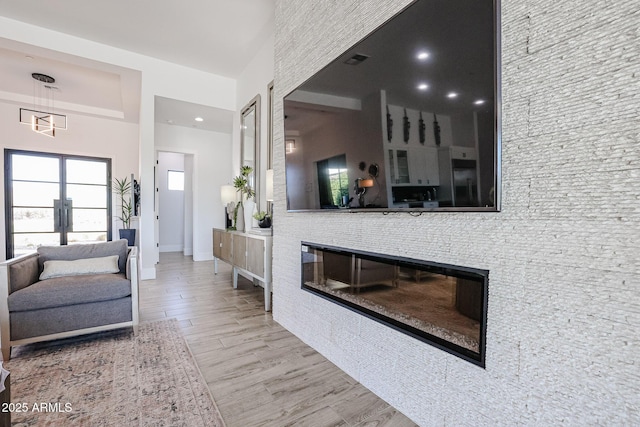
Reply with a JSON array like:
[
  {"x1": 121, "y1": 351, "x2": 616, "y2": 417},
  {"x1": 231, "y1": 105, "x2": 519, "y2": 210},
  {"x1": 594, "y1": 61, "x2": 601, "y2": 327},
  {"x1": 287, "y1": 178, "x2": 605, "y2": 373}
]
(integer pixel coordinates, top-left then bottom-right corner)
[{"x1": 283, "y1": 0, "x2": 501, "y2": 212}]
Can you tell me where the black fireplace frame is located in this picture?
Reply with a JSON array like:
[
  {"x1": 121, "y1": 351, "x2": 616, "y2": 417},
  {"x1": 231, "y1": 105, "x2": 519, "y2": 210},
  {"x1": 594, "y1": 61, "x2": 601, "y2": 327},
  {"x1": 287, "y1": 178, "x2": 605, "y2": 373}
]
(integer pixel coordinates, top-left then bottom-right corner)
[{"x1": 301, "y1": 242, "x2": 489, "y2": 367}]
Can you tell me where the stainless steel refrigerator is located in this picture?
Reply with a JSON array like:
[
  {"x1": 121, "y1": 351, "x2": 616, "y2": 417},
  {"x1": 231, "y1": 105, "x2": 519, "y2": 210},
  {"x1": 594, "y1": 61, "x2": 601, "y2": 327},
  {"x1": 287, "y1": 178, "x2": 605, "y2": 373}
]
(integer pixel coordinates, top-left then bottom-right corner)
[{"x1": 452, "y1": 159, "x2": 478, "y2": 206}]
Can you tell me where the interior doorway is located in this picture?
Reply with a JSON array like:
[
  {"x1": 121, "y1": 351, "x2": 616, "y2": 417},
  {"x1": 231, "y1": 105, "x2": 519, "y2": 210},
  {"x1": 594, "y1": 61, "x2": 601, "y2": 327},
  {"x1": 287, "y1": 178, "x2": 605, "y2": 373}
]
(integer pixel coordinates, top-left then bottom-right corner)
[{"x1": 156, "y1": 151, "x2": 194, "y2": 256}]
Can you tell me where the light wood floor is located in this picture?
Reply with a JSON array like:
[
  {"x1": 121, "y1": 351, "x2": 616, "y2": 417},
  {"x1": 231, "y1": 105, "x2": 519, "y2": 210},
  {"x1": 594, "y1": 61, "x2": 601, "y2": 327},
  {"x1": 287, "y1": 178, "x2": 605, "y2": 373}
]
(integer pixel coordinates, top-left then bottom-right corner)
[{"x1": 139, "y1": 252, "x2": 418, "y2": 427}]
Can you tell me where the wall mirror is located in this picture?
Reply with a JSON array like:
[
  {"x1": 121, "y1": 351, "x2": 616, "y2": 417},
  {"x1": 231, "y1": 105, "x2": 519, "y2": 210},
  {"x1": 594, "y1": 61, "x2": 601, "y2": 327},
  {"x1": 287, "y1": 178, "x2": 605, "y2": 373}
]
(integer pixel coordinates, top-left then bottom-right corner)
[
  {"x1": 283, "y1": 0, "x2": 501, "y2": 212},
  {"x1": 241, "y1": 95, "x2": 260, "y2": 210},
  {"x1": 267, "y1": 82, "x2": 274, "y2": 170},
  {"x1": 266, "y1": 82, "x2": 274, "y2": 214}
]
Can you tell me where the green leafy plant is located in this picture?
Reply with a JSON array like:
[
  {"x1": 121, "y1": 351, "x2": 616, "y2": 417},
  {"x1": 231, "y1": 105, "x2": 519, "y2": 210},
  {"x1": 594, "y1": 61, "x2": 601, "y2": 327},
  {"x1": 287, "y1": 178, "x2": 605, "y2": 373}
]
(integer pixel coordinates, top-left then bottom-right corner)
[
  {"x1": 113, "y1": 176, "x2": 132, "y2": 229},
  {"x1": 229, "y1": 165, "x2": 255, "y2": 230},
  {"x1": 253, "y1": 210, "x2": 270, "y2": 221},
  {"x1": 233, "y1": 165, "x2": 255, "y2": 200}
]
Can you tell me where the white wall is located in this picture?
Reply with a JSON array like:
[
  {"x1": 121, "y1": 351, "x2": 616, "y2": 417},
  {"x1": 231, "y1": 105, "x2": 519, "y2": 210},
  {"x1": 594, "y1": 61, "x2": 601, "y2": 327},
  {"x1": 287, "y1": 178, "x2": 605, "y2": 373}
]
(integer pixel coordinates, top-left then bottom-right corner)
[
  {"x1": 0, "y1": 16, "x2": 237, "y2": 278},
  {"x1": 0, "y1": 100, "x2": 139, "y2": 260},
  {"x1": 290, "y1": 109, "x2": 387, "y2": 210},
  {"x1": 273, "y1": 1, "x2": 640, "y2": 426},
  {"x1": 157, "y1": 151, "x2": 185, "y2": 252},
  {"x1": 183, "y1": 155, "x2": 194, "y2": 256},
  {"x1": 155, "y1": 123, "x2": 232, "y2": 261}
]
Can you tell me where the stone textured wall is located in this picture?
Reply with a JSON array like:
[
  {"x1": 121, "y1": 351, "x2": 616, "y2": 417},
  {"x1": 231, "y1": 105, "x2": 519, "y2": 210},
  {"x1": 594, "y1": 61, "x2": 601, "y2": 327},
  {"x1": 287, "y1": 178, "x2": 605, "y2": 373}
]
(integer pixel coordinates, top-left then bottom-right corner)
[{"x1": 272, "y1": 1, "x2": 640, "y2": 425}]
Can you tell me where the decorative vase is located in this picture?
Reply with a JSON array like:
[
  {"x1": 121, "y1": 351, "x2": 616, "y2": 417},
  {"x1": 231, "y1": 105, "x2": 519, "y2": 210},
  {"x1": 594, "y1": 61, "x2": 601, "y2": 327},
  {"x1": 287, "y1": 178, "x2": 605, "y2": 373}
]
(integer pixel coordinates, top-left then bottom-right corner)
[
  {"x1": 258, "y1": 217, "x2": 272, "y2": 228},
  {"x1": 243, "y1": 199, "x2": 255, "y2": 231},
  {"x1": 252, "y1": 202, "x2": 259, "y2": 228},
  {"x1": 235, "y1": 202, "x2": 245, "y2": 232},
  {"x1": 119, "y1": 229, "x2": 136, "y2": 246}
]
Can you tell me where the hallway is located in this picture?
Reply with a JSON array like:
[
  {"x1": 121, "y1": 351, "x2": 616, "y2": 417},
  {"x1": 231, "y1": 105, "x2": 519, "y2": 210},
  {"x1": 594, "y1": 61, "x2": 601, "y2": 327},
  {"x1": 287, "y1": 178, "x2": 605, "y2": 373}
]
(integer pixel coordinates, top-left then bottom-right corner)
[{"x1": 139, "y1": 252, "x2": 417, "y2": 426}]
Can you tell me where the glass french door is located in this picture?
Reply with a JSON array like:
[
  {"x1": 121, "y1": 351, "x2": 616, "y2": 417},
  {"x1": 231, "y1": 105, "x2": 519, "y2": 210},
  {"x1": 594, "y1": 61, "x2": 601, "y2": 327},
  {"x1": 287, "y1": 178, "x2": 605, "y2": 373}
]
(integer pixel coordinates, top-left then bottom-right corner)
[{"x1": 5, "y1": 150, "x2": 112, "y2": 258}]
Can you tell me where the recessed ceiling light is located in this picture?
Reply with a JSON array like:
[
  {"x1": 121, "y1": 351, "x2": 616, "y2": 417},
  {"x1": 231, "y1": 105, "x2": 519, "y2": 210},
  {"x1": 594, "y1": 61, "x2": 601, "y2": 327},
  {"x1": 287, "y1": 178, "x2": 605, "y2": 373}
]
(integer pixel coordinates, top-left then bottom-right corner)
[
  {"x1": 473, "y1": 99, "x2": 486, "y2": 105},
  {"x1": 417, "y1": 83, "x2": 429, "y2": 91},
  {"x1": 416, "y1": 51, "x2": 430, "y2": 61},
  {"x1": 447, "y1": 92, "x2": 459, "y2": 99},
  {"x1": 195, "y1": 117, "x2": 204, "y2": 122}
]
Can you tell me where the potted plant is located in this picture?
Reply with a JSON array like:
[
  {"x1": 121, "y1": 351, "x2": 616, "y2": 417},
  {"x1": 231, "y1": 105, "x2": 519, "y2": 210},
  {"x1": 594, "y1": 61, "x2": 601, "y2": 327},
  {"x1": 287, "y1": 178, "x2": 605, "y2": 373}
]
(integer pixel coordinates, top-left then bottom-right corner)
[
  {"x1": 231, "y1": 165, "x2": 255, "y2": 231},
  {"x1": 113, "y1": 176, "x2": 136, "y2": 246},
  {"x1": 253, "y1": 211, "x2": 272, "y2": 228}
]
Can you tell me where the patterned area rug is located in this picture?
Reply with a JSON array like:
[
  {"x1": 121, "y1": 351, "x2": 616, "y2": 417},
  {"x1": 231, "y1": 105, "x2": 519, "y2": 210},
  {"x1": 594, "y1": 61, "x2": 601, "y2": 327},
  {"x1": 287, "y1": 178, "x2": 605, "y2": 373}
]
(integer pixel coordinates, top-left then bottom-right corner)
[{"x1": 5, "y1": 319, "x2": 225, "y2": 426}]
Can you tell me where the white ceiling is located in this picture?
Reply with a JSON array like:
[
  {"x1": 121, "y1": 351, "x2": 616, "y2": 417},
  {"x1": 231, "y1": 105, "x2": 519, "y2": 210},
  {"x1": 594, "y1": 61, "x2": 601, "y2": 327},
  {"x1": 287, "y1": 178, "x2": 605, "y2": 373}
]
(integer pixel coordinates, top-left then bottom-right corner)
[
  {"x1": 0, "y1": 39, "x2": 142, "y2": 123},
  {"x1": 0, "y1": 0, "x2": 275, "y2": 132},
  {"x1": 155, "y1": 96, "x2": 235, "y2": 134}
]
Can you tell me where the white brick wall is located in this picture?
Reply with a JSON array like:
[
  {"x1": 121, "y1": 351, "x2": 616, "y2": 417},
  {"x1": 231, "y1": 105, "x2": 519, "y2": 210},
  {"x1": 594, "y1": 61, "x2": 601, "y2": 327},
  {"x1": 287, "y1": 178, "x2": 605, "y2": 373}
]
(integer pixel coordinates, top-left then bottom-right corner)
[{"x1": 272, "y1": 1, "x2": 640, "y2": 425}]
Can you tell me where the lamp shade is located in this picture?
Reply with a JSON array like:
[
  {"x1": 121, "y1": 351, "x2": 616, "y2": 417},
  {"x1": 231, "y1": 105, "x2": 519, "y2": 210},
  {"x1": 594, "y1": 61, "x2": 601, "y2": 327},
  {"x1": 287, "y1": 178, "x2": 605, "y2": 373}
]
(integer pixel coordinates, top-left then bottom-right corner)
[
  {"x1": 265, "y1": 169, "x2": 274, "y2": 202},
  {"x1": 359, "y1": 178, "x2": 374, "y2": 188},
  {"x1": 220, "y1": 185, "x2": 236, "y2": 204}
]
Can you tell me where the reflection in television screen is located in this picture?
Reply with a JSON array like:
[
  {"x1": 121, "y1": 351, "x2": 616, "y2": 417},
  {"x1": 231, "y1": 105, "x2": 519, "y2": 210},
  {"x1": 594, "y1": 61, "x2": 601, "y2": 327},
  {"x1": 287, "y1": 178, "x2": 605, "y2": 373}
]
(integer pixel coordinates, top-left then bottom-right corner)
[{"x1": 284, "y1": 0, "x2": 500, "y2": 213}]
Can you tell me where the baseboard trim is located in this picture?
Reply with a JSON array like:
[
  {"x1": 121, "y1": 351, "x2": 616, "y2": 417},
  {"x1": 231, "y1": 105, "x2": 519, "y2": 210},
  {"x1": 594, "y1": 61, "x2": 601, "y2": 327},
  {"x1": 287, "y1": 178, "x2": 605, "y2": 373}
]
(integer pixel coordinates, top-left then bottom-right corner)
[
  {"x1": 159, "y1": 245, "x2": 183, "y2": 252},
  {"x1": 193, "y1": 251, "x2": 213, "y2": 262},
  {"x1": 140, "y1": 267, "x2": 156, "y2": 280}
]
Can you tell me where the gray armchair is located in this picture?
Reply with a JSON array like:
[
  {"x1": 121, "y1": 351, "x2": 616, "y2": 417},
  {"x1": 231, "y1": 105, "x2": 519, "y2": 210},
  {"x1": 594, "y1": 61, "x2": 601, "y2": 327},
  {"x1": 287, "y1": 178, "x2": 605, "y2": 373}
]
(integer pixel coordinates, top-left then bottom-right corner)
[{"x1": 0, "y1": 239, "x2": 139, "y2": 361}]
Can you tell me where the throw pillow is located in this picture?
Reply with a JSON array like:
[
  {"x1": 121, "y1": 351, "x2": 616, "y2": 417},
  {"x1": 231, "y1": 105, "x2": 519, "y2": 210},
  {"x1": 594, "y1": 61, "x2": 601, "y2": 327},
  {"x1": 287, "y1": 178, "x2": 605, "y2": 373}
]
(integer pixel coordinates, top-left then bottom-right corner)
[{"x1": 39, "y1": 255, "x2": 120, "y2": 280}]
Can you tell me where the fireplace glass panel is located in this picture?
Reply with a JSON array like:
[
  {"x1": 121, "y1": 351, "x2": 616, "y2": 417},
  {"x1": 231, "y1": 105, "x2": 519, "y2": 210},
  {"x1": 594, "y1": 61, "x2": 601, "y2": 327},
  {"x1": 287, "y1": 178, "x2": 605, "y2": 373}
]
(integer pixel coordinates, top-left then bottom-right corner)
[{"x1": 301, "y1": 243, "x2": 488, "y2": 366}]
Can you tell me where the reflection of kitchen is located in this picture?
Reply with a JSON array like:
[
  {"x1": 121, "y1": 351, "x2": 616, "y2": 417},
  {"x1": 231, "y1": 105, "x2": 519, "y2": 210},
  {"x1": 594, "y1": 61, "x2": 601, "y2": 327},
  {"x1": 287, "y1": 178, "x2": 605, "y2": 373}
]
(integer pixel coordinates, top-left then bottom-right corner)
[
  {"x1": 384, "y1": 102, "x2": 481, "y2": 208},
  {"x1": 283, "y1": 88, "x2": 492, "y2": 210}
]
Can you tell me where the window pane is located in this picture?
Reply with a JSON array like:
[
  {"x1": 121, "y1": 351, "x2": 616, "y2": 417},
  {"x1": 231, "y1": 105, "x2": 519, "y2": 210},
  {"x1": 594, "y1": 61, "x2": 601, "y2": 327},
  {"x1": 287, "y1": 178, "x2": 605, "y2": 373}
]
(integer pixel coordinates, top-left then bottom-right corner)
[
  {"x1": 13, "y1": 232, "x2": 61, "y2": 256},
  {"x1": 12, "y1": 154, "x2": 59, "y2": 182},
  {"x1": 13, "y1": 208, "x2": 55, "y2": 232},
  {"x1": 67, "y1": 232, "x2": 108, "y2": 244},
  {"x1": 168, "y1": 170, "x2": 184, "y2": 191},
  {"x1": 6, "y1": 151, "x2": 112, "y2": 259},
  {"x1": 66, "y1": 184, "x2": 107, "y2": 208},
  {"x1": 71, "y1": 208, "x2": 107, "y2": 232},
  {"x1": 12, "y1": 182, "x2": 59, "y2": 207},
  {"x1": 328, "y1": 168, "x2": 349, "y2": 206},
  {"x1": 66, "y1": 159, "x2": 107, "y2": 185}
]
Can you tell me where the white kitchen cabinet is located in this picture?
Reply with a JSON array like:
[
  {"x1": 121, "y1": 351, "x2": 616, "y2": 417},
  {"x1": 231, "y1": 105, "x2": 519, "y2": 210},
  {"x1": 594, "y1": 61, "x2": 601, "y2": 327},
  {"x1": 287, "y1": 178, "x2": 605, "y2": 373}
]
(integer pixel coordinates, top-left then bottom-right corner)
[
  {"x1": 393, "y1": 201, "x2": 439, "y2": 208},
  {"x1": 389, "y1": 147, "x2": 439, "y2": 186},
  {"x1": 450, "y1": 146, "x2": 477, "y2": 160},
  {"x1": 408, "y1": 147, "x2": 440, "y2": 186},
  {"x1": 388, "y1": 148, "x2": 410, "y2": 185}
]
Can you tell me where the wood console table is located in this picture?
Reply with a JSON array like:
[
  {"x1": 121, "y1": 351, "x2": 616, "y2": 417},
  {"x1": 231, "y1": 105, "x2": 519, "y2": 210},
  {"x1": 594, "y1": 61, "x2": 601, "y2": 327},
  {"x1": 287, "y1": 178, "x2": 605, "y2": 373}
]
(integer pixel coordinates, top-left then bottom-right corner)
[{"x1": 213, "y1": 228, "x2": 273, "y2": 311}]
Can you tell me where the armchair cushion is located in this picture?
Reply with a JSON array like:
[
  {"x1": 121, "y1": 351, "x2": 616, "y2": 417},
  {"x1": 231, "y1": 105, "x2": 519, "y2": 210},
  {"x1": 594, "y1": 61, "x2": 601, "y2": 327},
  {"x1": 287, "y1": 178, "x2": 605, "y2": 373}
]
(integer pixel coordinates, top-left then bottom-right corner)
[{"x1": 7, "y1": 273, "x2": 131, "y2": 312}]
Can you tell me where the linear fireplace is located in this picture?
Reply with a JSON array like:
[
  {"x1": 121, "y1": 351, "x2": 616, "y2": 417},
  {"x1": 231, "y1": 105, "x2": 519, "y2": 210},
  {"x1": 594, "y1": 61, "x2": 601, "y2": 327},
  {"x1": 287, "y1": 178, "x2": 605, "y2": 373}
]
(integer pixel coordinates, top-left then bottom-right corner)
[{"x1": 301, "y1": 243, "x2": 488, "y2": 366}]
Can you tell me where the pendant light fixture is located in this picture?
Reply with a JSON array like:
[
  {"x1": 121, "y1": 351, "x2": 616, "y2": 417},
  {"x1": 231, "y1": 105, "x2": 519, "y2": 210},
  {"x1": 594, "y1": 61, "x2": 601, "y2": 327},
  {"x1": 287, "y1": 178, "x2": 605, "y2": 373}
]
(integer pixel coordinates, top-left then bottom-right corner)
[{"x1": 19, "y1": 73, "x2": 67, "y2": 138}]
